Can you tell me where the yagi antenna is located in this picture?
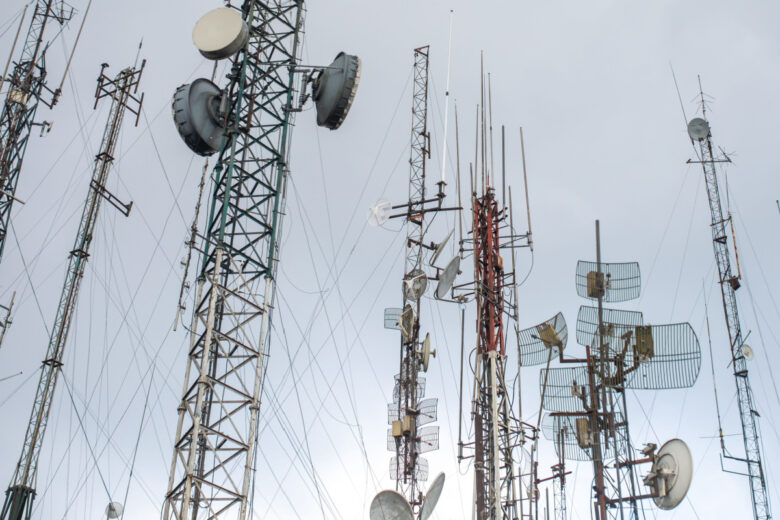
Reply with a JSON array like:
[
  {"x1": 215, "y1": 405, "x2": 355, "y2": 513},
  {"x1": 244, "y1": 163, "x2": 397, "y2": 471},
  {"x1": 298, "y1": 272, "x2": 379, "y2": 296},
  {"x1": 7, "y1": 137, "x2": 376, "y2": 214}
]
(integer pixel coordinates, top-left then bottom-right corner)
[
  {"x1": 369, "y1": 489, "x2": 414, "y2": 520},
  {"x1": 430, "y1": 228, "x2": 454, "y2": 266},
  {"x1": 419, "y1": 472, "x2": 446, "y2": 520},
  {"x1": 435, "y1": 255, "x2": 460, "y2": 300}
]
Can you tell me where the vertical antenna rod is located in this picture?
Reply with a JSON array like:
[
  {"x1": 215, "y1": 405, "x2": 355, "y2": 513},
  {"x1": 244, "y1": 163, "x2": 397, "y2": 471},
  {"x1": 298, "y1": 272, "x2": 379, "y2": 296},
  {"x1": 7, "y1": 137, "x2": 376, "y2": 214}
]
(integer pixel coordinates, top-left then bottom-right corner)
[
  {"x1": 0, "y1": 0, "x2": 74, "y2": 264},
  {"x1": 687, "y1": 84, "x2": 771, "y2": 520},
  {"x1": 162, "y1": 3, "x2": 305, "y2": 520},
  {"x1": 0, "y1": 59, "x2": 144, "y2": 520}
]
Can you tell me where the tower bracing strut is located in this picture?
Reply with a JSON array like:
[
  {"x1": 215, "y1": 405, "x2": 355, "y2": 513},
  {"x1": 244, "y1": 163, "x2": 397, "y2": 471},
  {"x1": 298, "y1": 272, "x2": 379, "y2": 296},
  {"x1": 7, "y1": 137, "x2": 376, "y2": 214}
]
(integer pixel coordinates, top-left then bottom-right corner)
[
  {"x1": 0, "y1": 0, "x2": 73, "y2": 264},
  {"x1": 162, "y1": 3, "x2": 304, "y2": 520},
  {"x1": 0, "y1": 60, "x2": 144, "y2": 520},
  {"x1": 689, "y1": 102, "x2": 771, "y2": 520}
]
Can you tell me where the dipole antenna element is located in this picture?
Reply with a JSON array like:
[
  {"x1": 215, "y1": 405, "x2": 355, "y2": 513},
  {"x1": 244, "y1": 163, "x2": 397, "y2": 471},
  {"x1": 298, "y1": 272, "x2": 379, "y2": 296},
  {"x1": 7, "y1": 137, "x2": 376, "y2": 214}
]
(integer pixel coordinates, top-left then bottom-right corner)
[{"x1": 0, "y1": 59, "x2": 144, "y2": 520}]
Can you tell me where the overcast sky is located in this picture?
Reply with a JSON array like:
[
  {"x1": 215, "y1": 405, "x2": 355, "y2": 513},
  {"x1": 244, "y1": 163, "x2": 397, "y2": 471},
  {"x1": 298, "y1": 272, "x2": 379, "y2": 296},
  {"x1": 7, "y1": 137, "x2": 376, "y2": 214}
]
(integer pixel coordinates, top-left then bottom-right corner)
[{"x1": 1, "y1": 1, "x2": 780, "y2": 519}]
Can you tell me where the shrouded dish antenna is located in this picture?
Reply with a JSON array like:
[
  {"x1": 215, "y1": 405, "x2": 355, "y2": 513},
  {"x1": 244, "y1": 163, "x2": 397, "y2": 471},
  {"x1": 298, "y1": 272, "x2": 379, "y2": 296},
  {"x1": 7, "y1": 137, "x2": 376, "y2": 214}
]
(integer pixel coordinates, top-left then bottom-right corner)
[
  {"x1": 435, "y1": 255, "x2": 460, "y2": 299},
  {"x1": 192, "y1": 8, "x2": 249, "y2": 60},
  {"x1": 430, "y1": 229, "x2": 454, "y2": 266},
  {"x1": 419, "y1": 472, "x2": 446, "y2": 520},
  {"x1": 687, "y1": 117, "x2": 710, "y2": 141},
  {"x1": 647, "y1": 438, "x2": 693, "y2": 510},
  {"x1": 368, "y1": 199, "x2": 392, "y2": 226},
  {"x1": 314, "y1": 52, "x2": 361, "y2": 130},
  {"x1": 172, "y1": 79, "x2": 226, "y2": 156},
  {"x1": 369, "y1": 490, "x2": 413, "y2": 520},
  {"x1": 105, "y1": 502, "x2": 124, "y2": 519}
]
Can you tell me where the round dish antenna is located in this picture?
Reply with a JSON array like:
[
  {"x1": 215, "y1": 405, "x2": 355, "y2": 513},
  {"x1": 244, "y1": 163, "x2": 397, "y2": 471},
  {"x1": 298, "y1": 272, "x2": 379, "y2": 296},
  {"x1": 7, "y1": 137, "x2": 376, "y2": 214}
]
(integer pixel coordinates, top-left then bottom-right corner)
[
  {"x1": 420, "y1": 332, "x2": 436, "y2": 372},
  {"x1": 368, "y1": 199, "x2": 392, "y2": 226},
  {"x1": 172, "y1": 79, "x2": 226, "y2": 156},
  {"x1": 429, "y1": 229, "x2": 454, "y2": 267},
  {"x1": 369, "y1": 490, "x2": 413, "y2": 520},
  {"x1": 403, "y1": 268, "x2": 428, "y2": 301},
  {"x1": 435, "y1": 255, "x2": 460, "y2": 300},
  {"x1": 742, "y1": 344, "x2": 754, "y2": 361},
  {"x1": 105, "y1": 502, "x2": 124, "y2": 519},
  {"x1": 314, "y1": 52, "x2": 361, "y2": 130},
  {"x1": 687, "y1": 117, "x2": 710, "y2": 141},
  {"x1": 192, "y1": 8, "x2": 249, "y2": 60},
  {"x1": 419, "y1": 472, "x2": 446, "y2": 520},
  {"x1": 650, "y1": 438, "x2": 693, "y2": 510}
]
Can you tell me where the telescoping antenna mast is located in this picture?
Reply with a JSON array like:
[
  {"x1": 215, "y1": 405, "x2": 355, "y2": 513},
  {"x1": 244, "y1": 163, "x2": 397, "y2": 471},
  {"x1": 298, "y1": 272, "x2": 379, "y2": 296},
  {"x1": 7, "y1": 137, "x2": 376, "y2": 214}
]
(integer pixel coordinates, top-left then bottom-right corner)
[
  {"x1": 0, "y1": 0, "x2": 76, "y2": 264},
  {"x1": 533, "y1": 221, "x2": 700, "y2": 520},
  {"x1": 370, "y1": 45, "x2": 459, "y2": 520},
  {"x1": 163, "y1": 4, "x2": 361, "y2": 520},
  {"x1": 686, "y1": 84, "x2": 771, "y2": 520},
  {"x1": 0, "y1": 59, "x2": 144, "y2": 520}
]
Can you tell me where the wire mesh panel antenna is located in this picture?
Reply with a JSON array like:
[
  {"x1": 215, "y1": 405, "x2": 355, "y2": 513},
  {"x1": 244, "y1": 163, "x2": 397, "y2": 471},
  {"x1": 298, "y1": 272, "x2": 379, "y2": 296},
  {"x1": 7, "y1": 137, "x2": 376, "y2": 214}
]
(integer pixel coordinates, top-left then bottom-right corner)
[
  {"x1": 0, "y1": 1, "x2": 73, "y2": 264},
  {"x1": 0, "y1": 61, "x2": 144, "y2": 520},
  {"x1": 687, "y1": 91, "x2": 771, "y2": 519},
  {"x1": 162, "y1": 3, "x2": 305, "y2": 520}
]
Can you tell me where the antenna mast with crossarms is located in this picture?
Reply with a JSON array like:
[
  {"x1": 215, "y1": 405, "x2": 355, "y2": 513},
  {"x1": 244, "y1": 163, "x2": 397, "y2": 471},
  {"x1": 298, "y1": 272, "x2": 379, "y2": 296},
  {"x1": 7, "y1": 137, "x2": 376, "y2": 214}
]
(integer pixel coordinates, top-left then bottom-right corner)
[
  {"x1": 685, "y1": 83, "x2": 771, "y2": 520},
  {"x1": 0, "y1": 59, "x2": 144, "y2": 520},
  {"x1": 0, "y1": 0, "x2": 75, "y2": 264}
]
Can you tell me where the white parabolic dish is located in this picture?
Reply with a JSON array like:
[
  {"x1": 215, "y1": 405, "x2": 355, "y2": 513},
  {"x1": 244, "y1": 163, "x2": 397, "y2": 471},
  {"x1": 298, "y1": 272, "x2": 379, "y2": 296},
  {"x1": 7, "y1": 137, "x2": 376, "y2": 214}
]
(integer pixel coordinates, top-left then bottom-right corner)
[
  {"x1": 652, "y1": 438, "x2": 693, "y2": 510},
  {"x1": 369, "y1": 490, "x2": 413, "y2": 520},
  {"x1": 436, "y1": 255, "x2": 460, "y2": 299},
  {"x1": 686, "y1": 117, "x2": 710, "y2": 141},
  {"x1": 419, "y1": 472, "x2": 446, "y2": 520},
  {"x1": 192, "y1": 8, "x2": 249, "y2": 60},
  {"x1": 105, "y1": 502, "x2": 124, "y2": 519}
]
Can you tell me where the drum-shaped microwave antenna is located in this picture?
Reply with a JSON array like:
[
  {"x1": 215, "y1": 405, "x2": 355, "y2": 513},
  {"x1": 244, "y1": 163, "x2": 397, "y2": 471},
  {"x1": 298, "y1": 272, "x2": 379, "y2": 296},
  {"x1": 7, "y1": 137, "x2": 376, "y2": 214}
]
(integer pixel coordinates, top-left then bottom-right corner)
[
  {"x1": 648, "y1": 438, "x2": 693, "y2": 510},
  {"x1": 314, "y1": 52, "x2": 361, "y2": 130},
  {"x1": 105, "y1": 502, "x2": 124, "y2": 519},
  {"x1": 420, "y1": 332, "x2": 436, "y2": 372},
  {"x1": 369, "y1": 490, "x2": 414, "y2": 520},
  {"x1": 172, "y1": 79, "x2": 226, "y2": 156},
  {"x1": 419, "y1": 472, "x2": 446, "y2": 520},
  {"x1": 430, "y1": 229, "x2": 454, "y2": 266},
  {"x1": 435, "y1": 255, "x2": 460, "y2": 299},
  {"x1": 192, "y1": 7, "x2": 249, "y2": 60},
  {"x1": 368, "y1": 199, "x2": 392, "y2": 226},
  {"x1": 687, "y1": 117, "x2": 710, "y2": 141}
]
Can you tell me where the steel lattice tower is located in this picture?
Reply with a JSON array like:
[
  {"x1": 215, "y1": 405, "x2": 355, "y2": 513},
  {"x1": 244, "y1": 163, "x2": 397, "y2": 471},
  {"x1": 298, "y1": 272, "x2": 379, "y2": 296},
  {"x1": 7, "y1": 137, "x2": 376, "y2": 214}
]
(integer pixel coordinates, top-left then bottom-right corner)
[
  {"x1": 0, "y1": 61, "x2": 144, "y2": 520},
  {"x1": 394, "y1": 44, "x2": 430, "y2": 507},
  {"x1": 688, "y1": 94, "x2": 771, "y2": 520},
  {"x1": 162, "y1": 3, "x2": 304, "y2": 519},
  {"x1": 0, "y1": 0, "x2": 72, "y2": 264},
  {"x1": 471, "y1": 187, "x2": 521, "y2": 520}
]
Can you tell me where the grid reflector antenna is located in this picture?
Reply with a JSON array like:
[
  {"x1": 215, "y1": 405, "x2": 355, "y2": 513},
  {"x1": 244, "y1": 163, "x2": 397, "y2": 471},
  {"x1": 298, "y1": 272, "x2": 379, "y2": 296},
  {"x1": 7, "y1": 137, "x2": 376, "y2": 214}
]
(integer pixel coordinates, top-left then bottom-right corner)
[
  {"x1": 575, "y1": 260, "x2": 641, "y2": 302},
  {"x1": 416, "y1": 426, "x2": 440, "y2": 453},
  {"x1": 610, "y1": 322, "x2": 701, "y2": 390},
  {"x1": 399, "y1": 304, "x2": 415, "y2": 341},
  {"x1": 550, "y1": 414, "x2": 621, "y2": 462},
  {"x1": 576, "y1": 305, "x2": 643, "y2": 347},
  {"x1": 370, "y1": 489, "x2": 414, "y2": 520},
  {"x1": 384, "y1": 307, "x2": 402, "y2": 330},
  {"x1": 540, "y1": 366, "x2": 591, "y2": 412},
  {"x1": 390, "y1": 456, "x2": 429, "y2": 482},
  {"x1": 517, "y1": 312, "x2": 568, "y2": 366}
]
